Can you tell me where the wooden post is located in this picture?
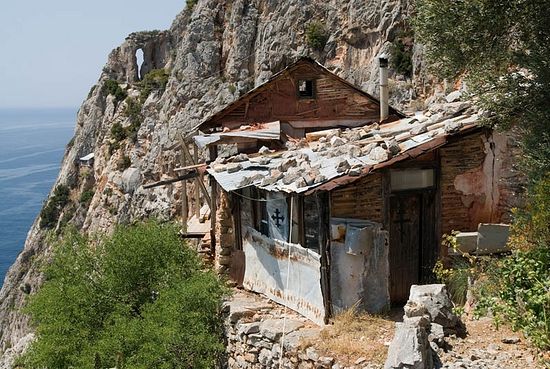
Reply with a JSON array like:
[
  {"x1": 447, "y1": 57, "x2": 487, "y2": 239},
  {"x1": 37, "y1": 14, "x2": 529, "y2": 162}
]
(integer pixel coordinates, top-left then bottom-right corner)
[
  {"x1": 179, "y1": 136, "x2": 211, "y2": 206},
  {"x1": 193, "y1": 142, "x2": 201, "y2": 218},
  {"x1": 209, "y1": 145, "x2": 218, "y2": 256},
  {"x1": 317, "y1": 191, "x2": 332, "y2": 323},
  {"x1": 179, "y1": 137, "x2": 188, "y2": 234}
]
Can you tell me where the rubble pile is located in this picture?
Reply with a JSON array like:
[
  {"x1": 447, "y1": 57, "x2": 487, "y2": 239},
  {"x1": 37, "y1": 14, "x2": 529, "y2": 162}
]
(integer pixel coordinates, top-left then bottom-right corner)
[{"x1": 205, "y1": 102, "x2": 479, "y2": 194}]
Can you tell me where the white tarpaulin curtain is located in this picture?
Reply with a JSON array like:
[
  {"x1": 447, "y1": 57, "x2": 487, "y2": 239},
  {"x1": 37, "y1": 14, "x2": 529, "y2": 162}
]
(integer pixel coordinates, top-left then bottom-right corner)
[{"x1": 266, "y1": 192, "x2": 289, "y2": 242}]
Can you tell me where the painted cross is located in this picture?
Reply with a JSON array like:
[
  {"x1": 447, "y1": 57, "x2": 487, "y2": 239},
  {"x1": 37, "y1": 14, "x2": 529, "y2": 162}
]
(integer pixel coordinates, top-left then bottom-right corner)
[{"x1": 271, "y1": 209, "x2": 285, "y2": 229}]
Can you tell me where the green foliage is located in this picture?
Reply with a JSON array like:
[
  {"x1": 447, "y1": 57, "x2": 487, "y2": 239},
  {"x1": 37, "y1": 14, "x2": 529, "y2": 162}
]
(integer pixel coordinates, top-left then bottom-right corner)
[
  {"x1": 473, "y1": 177, "x2": 550, "y2": 351},
  {"x1": 118, "y1": 155, "x2": 132, "y2": 171},
  {"x1": 123, "y1": 97, "x2": 143, "y2": 142},
  {"x1": 416, "y1": 1, "x2": 550, "y2": 352},
  {"x1": 103, "y1": 80, "x2": 127, "y2": 103},
  {"x1": 39, "y1": 184, "x2": 70, "y2": 229},
  {"x1": 110, "y1": 122, "x2": 127, "y2": 142},
  {"x1": 79, "y1": 189, "x2": 94, "y2": 205},
  {"x1": 186, "y1": 0, "x2": 197, "y2": 11},
  {"x1": 228, "y1": 83, "x2": 236, "y2": 94},
  {"x1": 389, "y1": 32, "x2": 413, "y2": 77},
  {"x1": 139, "y1": 68, "x2": 169, "y2": 103},
  {"x1": 414, "y1": 0, "x2": 550, "y2": 179},
  {"x1": 22, "y1": 222, "x2": 227, "y2": 369},
  {"x1": 306, "y1": 22, "x2": 328, "y2": 51}
]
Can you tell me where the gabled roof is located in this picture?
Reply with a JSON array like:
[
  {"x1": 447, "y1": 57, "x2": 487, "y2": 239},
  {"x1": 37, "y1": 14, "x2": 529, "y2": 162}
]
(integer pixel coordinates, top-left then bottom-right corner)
[{"x1": 197, "y1": 57, "x2": 405, "y2": 132}]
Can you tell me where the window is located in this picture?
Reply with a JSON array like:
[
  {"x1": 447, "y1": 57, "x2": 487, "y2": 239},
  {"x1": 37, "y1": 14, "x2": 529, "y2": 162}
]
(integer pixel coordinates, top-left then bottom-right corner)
[
  {"x1": 390, "y1": 168, "x2": 435, "y2": 191},
  {"x1": 297, "y1": 79, "x2": 315, "y2": 98},
  {"x1": 302, "y1": 195, "x2": 320, "y2": 253}
]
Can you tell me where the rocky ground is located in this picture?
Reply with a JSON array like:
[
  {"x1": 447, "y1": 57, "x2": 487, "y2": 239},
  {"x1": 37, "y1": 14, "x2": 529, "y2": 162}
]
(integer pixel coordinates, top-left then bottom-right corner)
[
  {"x1": 224, "y1": 289, "x2": 547, "y2": 369},
  {"x1": 438, "y1": 317, "x2": 546, "y2": 369}
]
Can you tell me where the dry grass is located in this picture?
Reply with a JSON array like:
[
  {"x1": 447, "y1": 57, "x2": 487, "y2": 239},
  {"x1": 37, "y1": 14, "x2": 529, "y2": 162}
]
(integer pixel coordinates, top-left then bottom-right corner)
[{"x1": 302, "y1": 306, "x2": 396, "y2": 366}]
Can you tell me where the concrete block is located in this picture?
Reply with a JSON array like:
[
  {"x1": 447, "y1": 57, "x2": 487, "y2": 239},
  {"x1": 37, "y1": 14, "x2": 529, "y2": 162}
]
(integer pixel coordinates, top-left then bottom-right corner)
[
  {"x1": 454, "y1": 232, "x2": 478, "y2": 254},
  {"x1": 476, "y1": 223, "x2": 510, "y2": 255}
]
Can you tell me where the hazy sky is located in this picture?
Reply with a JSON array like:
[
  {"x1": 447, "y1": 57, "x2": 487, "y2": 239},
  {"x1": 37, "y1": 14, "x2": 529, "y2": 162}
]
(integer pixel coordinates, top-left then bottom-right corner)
[{"x1": 0, "y1": 1, "x2": 186, "y2": 109}]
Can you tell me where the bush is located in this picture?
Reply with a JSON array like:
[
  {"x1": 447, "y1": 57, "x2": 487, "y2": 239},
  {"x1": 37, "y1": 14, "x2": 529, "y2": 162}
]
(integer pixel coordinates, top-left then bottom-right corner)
[
  {"x1": 123, "y1": 97, "x2": 143, "y2": 142},
  {"x1": 103, "y1": 80, "x2": 127, "y2": 103},
  {"x1": 79, "y1": 189, "x2": 94, "y2": 205},
  {"x1": 139, "y1": 68, "x2": 169, "y2": 103},
  {"x1": 110, "y1": 122, "x2": 127, "y2": 142},
  {"x1": 306, "y1": 22, "x2": 328, "y2": 51},
  {"x1": 186, "y1": 0, "x2": 197, "y2": 11},
  {"x1": 474, "y1": 175, "x2": 550, "y2": 351},
  {"x1": 118, "y1": 155, "x2": 131, "y2": 171},
  {"x1": 39, "y1": 185, "x2": 71, "y2": 229},
  {"x1": 22, "y1": 221, "x2": 228, "y2": 369},
  {"x1": 390, "y1": 34, "x2": 413, "y2": 77}
]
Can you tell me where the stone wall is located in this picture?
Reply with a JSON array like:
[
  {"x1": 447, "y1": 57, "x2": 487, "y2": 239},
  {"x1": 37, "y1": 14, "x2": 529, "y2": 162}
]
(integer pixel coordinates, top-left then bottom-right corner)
[
  {"x1": 222, "y1": 291, "x2": 380, "y2": 369},
  {"x1": 215, "y1": 188, "x2": 235, "y2": 275}
]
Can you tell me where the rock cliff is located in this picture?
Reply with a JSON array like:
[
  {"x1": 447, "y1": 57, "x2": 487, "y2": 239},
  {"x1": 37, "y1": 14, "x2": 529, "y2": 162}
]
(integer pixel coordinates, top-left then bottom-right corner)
[{"x1": 0, "y1": 0, "x2": 425, "y2": 361}]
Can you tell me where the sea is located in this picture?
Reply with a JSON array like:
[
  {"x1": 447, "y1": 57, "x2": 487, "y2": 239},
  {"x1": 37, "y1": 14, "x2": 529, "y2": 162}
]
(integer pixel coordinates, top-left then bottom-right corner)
[{"x1": 0, "y1": 108, "x2": 76, "y2": 286}]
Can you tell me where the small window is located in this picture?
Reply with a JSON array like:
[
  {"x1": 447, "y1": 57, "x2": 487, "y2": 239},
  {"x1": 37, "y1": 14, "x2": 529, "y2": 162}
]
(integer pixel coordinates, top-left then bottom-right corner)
[
  {"x1": 390, "y1": 168, "x2": 435, "y2": 192},
  {"x1": 297, "y1": 80, "x2": 315, "y2": 98}
]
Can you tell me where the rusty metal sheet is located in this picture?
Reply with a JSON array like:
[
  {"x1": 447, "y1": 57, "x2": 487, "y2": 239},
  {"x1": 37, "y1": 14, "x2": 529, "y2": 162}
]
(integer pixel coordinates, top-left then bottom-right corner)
[
  {"x1": 194, "y1": 121, "x2": 281, "y2": 148},
  {"x1": 241, "y1": 227, "x2": 325, "y2": 325},
  {"x1": 329, "y1": 218, "x2": 390, "y2": 314}
]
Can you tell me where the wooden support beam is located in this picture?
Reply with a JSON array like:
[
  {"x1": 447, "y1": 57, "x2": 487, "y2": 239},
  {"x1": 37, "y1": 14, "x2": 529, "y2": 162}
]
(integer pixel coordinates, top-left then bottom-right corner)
[
  {"x1": 193, "y1": 143, "x2": 201, "y2": 218},
  {"x1": 174, "y1": 163, "x2": 205, "y2": 172},
  {"x1": 179, "y1": 134, "x2": 212, "y2": 206},
  {"x1": 209, "y1": 145, "x2": 219, "y2": 256},
  {"x1": 143, "y1": 172, "x2": 198, "y2": 189},
  {"x1": 179, "y1": 137, "x2": 188, "y2": 233}
]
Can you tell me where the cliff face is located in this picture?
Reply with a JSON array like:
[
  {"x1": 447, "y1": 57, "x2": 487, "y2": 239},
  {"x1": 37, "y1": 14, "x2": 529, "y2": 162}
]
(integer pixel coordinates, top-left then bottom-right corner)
[{"x1": 0, "y1": 0, "x2": 420, "y2": 358}]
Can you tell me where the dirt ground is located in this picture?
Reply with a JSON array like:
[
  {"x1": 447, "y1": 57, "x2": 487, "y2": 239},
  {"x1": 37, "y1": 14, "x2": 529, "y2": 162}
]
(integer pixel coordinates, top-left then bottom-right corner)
[{"x1": 307, "y1": 310, "x2": 549, "y2": 369}]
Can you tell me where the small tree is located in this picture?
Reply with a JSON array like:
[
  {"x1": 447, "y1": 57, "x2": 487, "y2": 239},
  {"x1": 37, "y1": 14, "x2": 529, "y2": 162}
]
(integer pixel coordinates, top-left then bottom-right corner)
[{"x1": 306, "y1": 22, "x2": 328, "y2": 51}]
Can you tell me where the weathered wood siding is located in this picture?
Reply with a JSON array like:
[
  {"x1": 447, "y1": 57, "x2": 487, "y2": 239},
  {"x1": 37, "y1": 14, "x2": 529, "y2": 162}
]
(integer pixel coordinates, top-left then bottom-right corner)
[
  {"x1": 213, "y1": 63, "x2": 380, "y2": 129},
  {"x1": 330, "y1": 173, "x2": 384, "y2": 223}
]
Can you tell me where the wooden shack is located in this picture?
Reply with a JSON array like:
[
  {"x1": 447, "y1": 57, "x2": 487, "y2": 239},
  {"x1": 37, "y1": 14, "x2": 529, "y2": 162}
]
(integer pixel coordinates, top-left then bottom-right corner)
[{"x1": 183, "y1": 58, "x2": 523, "y2": 324}]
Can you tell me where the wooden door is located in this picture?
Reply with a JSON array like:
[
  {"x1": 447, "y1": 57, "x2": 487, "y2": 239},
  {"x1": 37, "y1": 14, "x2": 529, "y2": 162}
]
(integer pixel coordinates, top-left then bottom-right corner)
[{"x1": 389, "y1": 194, "x2": 421, "y2": 304}]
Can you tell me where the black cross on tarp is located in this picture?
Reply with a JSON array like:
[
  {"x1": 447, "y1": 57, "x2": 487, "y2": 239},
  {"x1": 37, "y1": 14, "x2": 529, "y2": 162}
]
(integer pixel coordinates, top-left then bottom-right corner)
[{"x1": 271, "y1": 209, "x2": 285, "y2": 229}]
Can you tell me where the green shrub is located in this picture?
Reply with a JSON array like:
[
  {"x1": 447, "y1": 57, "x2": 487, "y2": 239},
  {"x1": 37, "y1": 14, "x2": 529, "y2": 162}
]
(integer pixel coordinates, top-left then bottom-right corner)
[
  {"x1": 186, "y1": 0, "x2": 197, "y2": 11},
  {"x1": 22, "y1": 221, "x2": 228, "y2": 369},
  {"x1": 123, "y1": 97, "x2": 143, "y2": 142},
  {"x1": 103, "y1": 80, "x2": 127, "y2": 103},
  {"x1": 110, "y1": 122, "x2": 127, "y2": 142},
  {"x1": 139, "y1": 68, "x2": 169, "y2": 103},
  {"x1": 306, "y1": 22, "x2": 328, "y2": 51},
  {"x1": 390, "y1": 34, "x2": 413, "y2": 77},
  {"x1": 79, "y1": 189, "x2": 94, "y2": 205},
  {"x1": 474, "y1": 175, "x2": 550, "y2": 351},
  {"x1": 39, "y1": 185, "x2": 71, "y2": 229},
  {"x1": 118, "y1": 155, "x2": 131, "y2": 171}
]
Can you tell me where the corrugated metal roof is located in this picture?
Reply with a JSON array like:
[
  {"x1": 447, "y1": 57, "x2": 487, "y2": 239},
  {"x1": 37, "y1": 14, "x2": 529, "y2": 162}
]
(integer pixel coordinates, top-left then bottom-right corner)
[
  {"x1": 194, "y1": 121, "x2": 281, "y2": 148},
  {"x1": 206, "y1": 102, "x2": 481, "y2": 194}
]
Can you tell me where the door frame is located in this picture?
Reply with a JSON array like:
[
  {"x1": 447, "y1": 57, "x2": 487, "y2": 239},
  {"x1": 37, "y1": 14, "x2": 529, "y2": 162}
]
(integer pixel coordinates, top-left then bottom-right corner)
[{"x1": 383, "y1": 158, "x2": 441, "y2": 305}]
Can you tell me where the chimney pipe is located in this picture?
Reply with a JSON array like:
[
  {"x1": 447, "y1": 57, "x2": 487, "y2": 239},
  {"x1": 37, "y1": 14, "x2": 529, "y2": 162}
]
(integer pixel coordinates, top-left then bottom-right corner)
[{"x1": 379, "y1": 55, "x2": 389, "y2": 122}]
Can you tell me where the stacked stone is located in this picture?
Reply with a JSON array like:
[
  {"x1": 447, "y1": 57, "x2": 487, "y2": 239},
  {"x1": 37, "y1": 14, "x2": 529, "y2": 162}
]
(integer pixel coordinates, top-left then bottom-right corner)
[
  {"x1": 223, "y1": 292, "x2": 363, "y2": 369},
  {"x1": 215, "y1": 189, "x2": 234, "y2": 275}
]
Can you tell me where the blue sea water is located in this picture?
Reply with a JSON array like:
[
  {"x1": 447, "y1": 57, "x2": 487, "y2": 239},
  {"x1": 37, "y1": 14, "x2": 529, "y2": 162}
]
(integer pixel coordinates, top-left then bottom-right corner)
[{"x1": 0, "y1": 108, "x2": 76, "y2": 285}]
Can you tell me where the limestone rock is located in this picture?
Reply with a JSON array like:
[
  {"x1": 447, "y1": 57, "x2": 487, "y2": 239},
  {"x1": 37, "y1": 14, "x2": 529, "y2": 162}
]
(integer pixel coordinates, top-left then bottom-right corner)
[
  {"x1": 226, "y1": 163, "x2": 243, "y2": 173},
  {"x1": 121, "y1": 167, "x2": 141, "y2": 194},
  {"x1": 384, "y1": 316, "x2": 432, "y2": 369},
  {"x1": 445, "y1": 90, "x2": 462, "y2": 103},
  {"x1": 406, "y1": 284, "x2": 460, "y2": 329},
  {"x1": 369, "y1": 146, "x2": 389, "y2": 162}
]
